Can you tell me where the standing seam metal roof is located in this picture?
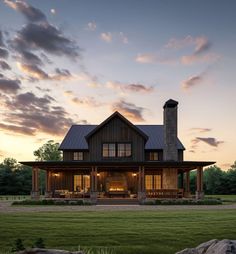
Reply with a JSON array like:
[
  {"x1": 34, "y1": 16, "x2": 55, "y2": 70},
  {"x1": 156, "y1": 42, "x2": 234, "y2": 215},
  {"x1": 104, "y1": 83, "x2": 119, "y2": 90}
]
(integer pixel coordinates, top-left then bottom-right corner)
[{"x1": 59, "y1": 125, "x2": 185, "y2": 150}]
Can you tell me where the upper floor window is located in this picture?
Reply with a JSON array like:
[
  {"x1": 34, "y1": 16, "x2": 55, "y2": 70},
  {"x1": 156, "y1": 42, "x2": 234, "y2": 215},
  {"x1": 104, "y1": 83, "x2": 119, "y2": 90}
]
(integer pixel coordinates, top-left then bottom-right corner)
[
  {"x1": 118, "y1": 143, "x2": 132, "y2": 157},
  {"x1": 73, "y1": 152, "x2": 83, "y2": 161},
  {"x1": 149, "y1": 152, "x2": 158, "y2": 161},
  {"x1": 102, "y1": 143, "x2": 116, "y2": 157},
  {"x1": 102, "y1": 143, "x2": 132, "y2": 158}
]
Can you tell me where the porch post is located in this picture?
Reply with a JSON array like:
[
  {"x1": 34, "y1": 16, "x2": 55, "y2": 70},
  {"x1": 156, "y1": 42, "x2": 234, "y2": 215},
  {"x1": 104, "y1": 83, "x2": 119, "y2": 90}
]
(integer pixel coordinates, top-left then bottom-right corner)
[
  {"x1": 138, "y1": 165, "x2": 146, "y2": 203},
  {"x1": 90, "y1": 166, "x2": 98, "y2": 204},
  {"x1": 185, "y1": 170, "x2": 191, "y2": 198},
  {"x1": 45, "y1": 171, "x2": 52, "y2": 198},
  {"x1": 31, "y1": 167, "x2": 40, "y2": 200},
  {"x1": 196, "y1": 166, "x2": 204, "y2": 199}
]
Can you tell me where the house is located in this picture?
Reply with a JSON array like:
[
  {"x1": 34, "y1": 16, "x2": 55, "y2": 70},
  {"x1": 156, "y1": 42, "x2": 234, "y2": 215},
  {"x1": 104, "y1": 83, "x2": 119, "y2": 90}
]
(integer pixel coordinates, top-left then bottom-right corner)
[{"x1": 21, "y1": 99, "x2": 215, "y2": 203}]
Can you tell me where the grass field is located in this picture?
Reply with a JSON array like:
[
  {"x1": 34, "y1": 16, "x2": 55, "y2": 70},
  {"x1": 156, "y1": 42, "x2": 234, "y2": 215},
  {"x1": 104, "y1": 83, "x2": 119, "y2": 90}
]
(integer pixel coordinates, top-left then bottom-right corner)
[{"x1": 0, "y1": 210, "x2": 236, "y2": 254}]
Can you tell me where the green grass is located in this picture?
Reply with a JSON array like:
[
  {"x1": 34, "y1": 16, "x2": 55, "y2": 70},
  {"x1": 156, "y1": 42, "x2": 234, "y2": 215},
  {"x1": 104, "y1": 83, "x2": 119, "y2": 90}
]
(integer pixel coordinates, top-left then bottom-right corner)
[{"x1": 0, "y1": 210, "x2": 236, "y2": 254}]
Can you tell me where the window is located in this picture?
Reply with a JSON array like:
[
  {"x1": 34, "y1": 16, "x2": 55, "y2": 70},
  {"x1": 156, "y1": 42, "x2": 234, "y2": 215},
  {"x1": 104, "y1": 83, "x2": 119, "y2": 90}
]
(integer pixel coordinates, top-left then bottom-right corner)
[
  {"x1": 102, "y1": 143, "x2": 116, "y2": 157},
  {"x1": 102, "y1": 143, "x2": 132, "y2": 158},
  {"x1": 118, "y1": 143, "x2": 132, "y2": 157},
  {"x1": 73, "y1": 152, "x2": 83, "y2": 160},
  {"x1": 74, "y1": 174, "x2": 90, "y2": 191},
  {"x1": 149, "y1": 152, "x2": 158, "y2": 161},
  {"x1": 145, "y1": 174, "x2": 161, "y2": 190}
]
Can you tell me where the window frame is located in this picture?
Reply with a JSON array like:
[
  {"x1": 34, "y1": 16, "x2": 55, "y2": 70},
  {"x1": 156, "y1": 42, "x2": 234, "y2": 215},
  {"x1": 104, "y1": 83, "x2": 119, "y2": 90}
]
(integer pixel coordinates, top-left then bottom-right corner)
[
  {"x1": 73, "y1": 151, "x2": 83, "y2": 161},
  {"x1": 102, "y1": 142, "x2": 132, "y2": 158}
]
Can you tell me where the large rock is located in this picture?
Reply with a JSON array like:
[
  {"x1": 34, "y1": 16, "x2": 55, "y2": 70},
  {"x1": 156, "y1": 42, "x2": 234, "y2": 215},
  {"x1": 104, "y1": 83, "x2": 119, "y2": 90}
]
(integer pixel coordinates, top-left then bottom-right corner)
[
  {"x1": 176, "y1": 239, "x2": 236, "y2": 254},
  {"x1": 17, "y1": 248, "x2": 84, "y2": 254}
]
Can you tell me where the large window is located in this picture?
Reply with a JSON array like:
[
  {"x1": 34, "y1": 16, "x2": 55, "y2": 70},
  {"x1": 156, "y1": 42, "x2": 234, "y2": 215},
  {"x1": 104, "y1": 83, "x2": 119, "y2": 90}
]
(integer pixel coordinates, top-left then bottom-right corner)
[
  {"x1": 145, "y1": 174, "x2": 161, "y2": 190},
  {"x1": 102, "y1": 143, "x2": 132, "y2": 158},
  {"x1": 73, "y1": 152, "x2": 83, "y2": 161},
  {"x1": 118, "y1": 143, "x2": 132, "y2": 157},
  {"x1": 102, "y1": 143, "x2": 116, "y2": 157},
  {"x1": 149, "y1": 152, "x2": 158, "y2": 161},
  {"x1": 74, "y1": 174, "x2": 90, "y2": 191}
]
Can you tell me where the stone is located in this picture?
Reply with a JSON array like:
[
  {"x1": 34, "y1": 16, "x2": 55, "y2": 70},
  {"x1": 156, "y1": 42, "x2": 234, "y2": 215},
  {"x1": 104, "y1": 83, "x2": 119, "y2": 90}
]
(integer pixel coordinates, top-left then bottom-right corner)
[
  {"x1": 176, "y1": 239, "x2": 236, "y2": 254},
  {"x1": 17, "y1": 248, "x2": 84, "y2": 254}
]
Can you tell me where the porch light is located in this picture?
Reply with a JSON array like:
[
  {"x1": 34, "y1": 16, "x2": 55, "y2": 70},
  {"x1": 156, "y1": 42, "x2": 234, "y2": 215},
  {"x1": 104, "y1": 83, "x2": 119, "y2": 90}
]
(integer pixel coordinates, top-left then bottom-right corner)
[
  {"x1": 132, "y1": 173, "x2": 137, "y2": 177},
  {"x1": 53, "y1": 173, "x2": 60, "y2": 177},
  {"x1": 97, "y1": 173, "x2": 100, "y2": 177}
]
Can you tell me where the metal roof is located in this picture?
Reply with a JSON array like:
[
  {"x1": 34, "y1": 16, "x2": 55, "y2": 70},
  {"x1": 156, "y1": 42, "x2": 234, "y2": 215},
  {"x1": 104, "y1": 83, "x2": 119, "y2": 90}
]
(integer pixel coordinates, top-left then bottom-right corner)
[{"x1": 59, "y1": 125, "x2": 185, "y2": 150}]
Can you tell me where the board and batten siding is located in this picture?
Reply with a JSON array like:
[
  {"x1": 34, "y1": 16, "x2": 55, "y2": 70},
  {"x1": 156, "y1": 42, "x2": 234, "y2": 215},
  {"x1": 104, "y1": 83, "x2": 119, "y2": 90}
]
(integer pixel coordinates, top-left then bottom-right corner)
[{"x1": 88, "y1": 116, "x2": 145, "y2": 162}]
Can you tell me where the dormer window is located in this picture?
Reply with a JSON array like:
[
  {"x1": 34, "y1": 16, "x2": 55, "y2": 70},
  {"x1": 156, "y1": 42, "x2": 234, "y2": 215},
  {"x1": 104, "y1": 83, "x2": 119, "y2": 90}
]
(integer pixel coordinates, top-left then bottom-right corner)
[
  {"x1": 73, "y1": 152, "x2": 83, "y2": 161},
  {"x1": 102, "y1": 143, "x2": 132, "y2": 158},
  {"x1": 149, "y1": 152, "x2": 158, "y2": 161}
]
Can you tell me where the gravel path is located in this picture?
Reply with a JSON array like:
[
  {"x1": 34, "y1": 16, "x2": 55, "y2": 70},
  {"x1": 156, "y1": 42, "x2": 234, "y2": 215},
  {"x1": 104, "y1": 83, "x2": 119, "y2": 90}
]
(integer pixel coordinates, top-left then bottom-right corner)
[{"x1": 1, "y1": 201, "x2": 236, "y2": 213}]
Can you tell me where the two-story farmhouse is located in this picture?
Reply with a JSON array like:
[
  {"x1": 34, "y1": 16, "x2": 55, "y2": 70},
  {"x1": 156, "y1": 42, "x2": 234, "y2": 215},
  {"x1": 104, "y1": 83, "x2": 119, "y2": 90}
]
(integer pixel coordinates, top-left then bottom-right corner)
[{"x1": 21, "y1": 99, "x2": 215, "y2": 203}]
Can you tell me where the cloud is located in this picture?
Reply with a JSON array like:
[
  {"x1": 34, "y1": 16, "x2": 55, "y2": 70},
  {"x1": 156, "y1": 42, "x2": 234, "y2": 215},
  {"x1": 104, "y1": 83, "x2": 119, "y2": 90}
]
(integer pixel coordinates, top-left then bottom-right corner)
[
  {"x1": 87, "y1": 22, "x2": 96, "y2": 31},
  {"x1": 12, "y1": 23, "x2": 80, "y2": 59},
  {"x1": 0, "y1": 78, "x2": 21, "y2": 93},
  {"x1": 135, "y1": 53, "x2": 175, "y2": 64},
  {"x1": 112, "y1": 100, "x2": 145, "y2": 122},
  {"x1": 4, "y1": 0, "x2": 46, "y2": 22},
  {"x1": 181, "y1": 53, "x2": 219, "y2": 65},
  {"x1": 190, "y1": 128, "x2": 212, "y2": 133},
  {"x1": 0, "y1": 31, "x2": 5, "y2": 47},
  {"x1": 17, "y1": 63, "x2": 73, "y2": 81},
  {"x1": 106, "y1": 81, "x2": 154, "y2": 93},
  {"x1": 100, "y1": 32, "x2": 112, "y2": 43},
  {"x1": 0, "y1": 48, "x2": 9, "y2": 59},
  {"x1": 181, "y1": 75, "x2": 203, "y2": 90},
  {"x1": 0, "y1": 60, "x2": 11, "y2": 70},
  {"x1": 192, "y1": 137, "x2": 224, "y2": 147},
  {"x1": 71, "y1": 96, "x2": 102, "y2": 107},
  {"x1": 1, "y1": 91, "x2": 78, "y2": 136},
  {"x1": 119, "y1": 32, "x2": 128, "y2": 44},
  {"x1": 16, "y1": 50, "x2": 43, "y2": 65}
]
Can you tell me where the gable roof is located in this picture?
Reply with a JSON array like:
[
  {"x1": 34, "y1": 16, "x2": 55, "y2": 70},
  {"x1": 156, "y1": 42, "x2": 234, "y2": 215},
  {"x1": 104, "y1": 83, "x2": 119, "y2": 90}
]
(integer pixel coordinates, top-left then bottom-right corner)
[
  {"x1": 85, "y1": 111, "x2": 148, "y2": 141},
  {"x1": 59, "y1": 124, "x2": 185, "y2": 150}
]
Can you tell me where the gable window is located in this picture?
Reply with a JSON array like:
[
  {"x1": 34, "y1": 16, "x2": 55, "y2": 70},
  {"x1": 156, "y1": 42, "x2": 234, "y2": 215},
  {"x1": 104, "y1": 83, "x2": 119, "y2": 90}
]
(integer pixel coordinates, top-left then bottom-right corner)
[
  {"x1": 73, "y1": 152, "x2": 83, "y2": 161},
  {"x1": 118, "y1": 143, "x2": 132, "y2": 157},
  {"x1": 102, "y1": 143, "x2": 116, "y2": 157},
  {"x1": 149, "y1": 152, "x2": 158, "y2": 161}
]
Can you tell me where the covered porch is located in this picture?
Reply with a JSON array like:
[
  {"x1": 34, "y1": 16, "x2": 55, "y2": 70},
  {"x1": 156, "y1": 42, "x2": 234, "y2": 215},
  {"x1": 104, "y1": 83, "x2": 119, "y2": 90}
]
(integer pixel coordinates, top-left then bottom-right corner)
[{"x1": 21, "y1": 161, "x2": 214, "y2": 203}]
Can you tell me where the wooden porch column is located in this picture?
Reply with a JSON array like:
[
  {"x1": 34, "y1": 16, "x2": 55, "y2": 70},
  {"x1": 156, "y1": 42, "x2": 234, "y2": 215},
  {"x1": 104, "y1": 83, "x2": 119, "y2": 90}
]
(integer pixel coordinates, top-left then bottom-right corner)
[
  {"x1": 90, "y1": 166, "x2": 98, "y2": 204},
  {"x1": 94, "y1": 166, "x2": 98, "y2": 192},
  {"x1": 138, "y1": 166, "x2": 146, "y2": 203},
  {"x1": 196, "y1": 166, "x2": 204, "y2": 199},
  {"x1": 31, "y1": 167, "x2": 40, "y2": 200},
  {"x1": 45, "y1": 171, "x2": 52, "y2": 198},
  {"x1": 184, "y1": 170, "x2": 190, "y2": 197}
]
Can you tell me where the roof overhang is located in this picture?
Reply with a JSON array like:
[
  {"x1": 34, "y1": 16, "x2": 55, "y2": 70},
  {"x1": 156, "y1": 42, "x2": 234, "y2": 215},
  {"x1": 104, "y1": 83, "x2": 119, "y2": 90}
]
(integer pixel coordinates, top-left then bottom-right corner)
[{"x1": 20, "y1": 160, "x2": 215, "y2": 171}]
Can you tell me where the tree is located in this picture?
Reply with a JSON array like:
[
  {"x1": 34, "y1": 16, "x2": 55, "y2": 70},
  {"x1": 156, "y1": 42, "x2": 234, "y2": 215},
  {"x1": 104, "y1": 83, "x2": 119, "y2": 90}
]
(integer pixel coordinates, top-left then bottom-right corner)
[{"x1": 33, "y1": 140, "x2": 62, "y2": 161}]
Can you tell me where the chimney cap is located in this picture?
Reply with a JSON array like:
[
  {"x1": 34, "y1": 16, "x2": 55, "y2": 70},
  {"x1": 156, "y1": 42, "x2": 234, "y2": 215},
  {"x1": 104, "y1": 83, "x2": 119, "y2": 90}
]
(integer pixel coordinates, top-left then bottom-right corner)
[{"x1": 163, "y1": 99, "x2": 178, "y2": 108}]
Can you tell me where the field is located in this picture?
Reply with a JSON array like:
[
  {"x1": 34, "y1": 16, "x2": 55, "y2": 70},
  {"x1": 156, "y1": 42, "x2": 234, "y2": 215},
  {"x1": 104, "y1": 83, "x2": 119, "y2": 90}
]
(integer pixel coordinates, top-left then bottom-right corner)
[{"x1": 1, "y1": 209, "x2": 236, "y2": 254}]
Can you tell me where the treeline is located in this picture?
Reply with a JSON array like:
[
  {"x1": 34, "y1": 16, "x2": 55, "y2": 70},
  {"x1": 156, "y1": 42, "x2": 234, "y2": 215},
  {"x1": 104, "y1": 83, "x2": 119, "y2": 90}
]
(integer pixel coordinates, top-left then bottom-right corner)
[
  {"x1": 0, "y1": 158, "x2": 45, "y2": 195},
  {"x1": 0, "y1": 157, "x2": 236, "y2": 195}
]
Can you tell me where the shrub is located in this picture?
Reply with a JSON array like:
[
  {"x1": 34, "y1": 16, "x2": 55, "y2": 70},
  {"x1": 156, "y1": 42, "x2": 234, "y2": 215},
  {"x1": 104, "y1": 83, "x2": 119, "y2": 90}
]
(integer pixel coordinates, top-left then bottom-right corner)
[
  {"x1": 32, "y1": 238, "x2": 45, "y2": 248},
  {"x1": 12, "y1": 199, "x2": 91, "y2": 206},
  {"x1": 11, "y1": 238, "x2": 25, "y2": 252},
  {"x1": 152, "y1": 198, "x2": 222, "y2": 205}
]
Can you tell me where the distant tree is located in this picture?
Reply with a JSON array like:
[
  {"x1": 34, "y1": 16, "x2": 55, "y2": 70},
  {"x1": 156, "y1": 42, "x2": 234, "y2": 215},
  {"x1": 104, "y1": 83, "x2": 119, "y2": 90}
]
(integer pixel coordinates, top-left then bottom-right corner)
[{"x1": 33, "y1": 140, "x2": 62, "y2": 161}]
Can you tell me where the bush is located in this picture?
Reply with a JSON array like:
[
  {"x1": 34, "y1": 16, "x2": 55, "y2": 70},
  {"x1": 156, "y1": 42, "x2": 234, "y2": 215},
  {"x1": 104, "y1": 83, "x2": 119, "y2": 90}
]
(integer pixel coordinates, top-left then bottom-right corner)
[
  {"x1": 11, "y1": 238, "x2": 25, "y2": 252},
  {"x1": 32, "y1": 238, "x2": 45, "y2": 248},
  {"x1": 12, "y1": 199, "x2": 90, "y2": 206},
  {"x1": 151, "y1": 199, "x2": 222, "y2": 205}
]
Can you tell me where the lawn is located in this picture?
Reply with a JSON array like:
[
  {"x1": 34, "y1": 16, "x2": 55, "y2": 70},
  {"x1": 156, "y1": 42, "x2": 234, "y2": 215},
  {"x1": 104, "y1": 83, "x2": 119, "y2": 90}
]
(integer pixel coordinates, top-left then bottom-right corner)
[{"x1": 0, "y1": 210, "x2": 236, "y2": 254}]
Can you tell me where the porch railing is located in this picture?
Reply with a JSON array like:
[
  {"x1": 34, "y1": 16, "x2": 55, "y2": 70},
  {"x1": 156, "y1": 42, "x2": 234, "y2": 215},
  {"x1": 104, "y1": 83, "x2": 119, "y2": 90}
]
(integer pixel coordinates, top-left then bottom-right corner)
[{"x1": 146, "y1": 189, "x2": 184, "y2": 199}]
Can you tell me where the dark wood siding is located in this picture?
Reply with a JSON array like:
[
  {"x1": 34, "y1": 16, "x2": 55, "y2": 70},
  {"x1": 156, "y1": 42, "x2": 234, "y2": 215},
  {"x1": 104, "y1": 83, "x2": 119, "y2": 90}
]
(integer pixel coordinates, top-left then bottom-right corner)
[
  {"x1": 88, "y1": 116, "x2": 145, "y2": 162},
  {"x1": 178, "y1": 150, "x2": 184, "y2": 161},
  {"x1": 63, "y1": 151, "x2": 89, "y2": 161}
]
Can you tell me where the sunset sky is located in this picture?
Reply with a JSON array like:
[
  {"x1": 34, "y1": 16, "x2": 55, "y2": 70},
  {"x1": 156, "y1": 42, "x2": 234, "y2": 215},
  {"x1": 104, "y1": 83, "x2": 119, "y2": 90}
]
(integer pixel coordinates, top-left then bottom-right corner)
[{"x1": 0, "y1": 0, "x2": 235, "y2": 169}]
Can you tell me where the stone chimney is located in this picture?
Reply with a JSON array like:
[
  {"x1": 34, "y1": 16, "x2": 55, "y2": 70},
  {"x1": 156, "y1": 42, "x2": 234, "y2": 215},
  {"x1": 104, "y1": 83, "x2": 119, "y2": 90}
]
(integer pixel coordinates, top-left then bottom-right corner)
[{"x1": 163, "y1": 99, "x2": 178, "y2": 161}]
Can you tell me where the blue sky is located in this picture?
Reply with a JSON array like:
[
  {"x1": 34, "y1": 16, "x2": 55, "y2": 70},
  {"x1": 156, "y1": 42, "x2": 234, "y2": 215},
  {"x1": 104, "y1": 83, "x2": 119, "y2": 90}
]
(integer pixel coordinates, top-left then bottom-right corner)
[{"x1": 0, "y1": 0, "x2": 236, "y2": 169}]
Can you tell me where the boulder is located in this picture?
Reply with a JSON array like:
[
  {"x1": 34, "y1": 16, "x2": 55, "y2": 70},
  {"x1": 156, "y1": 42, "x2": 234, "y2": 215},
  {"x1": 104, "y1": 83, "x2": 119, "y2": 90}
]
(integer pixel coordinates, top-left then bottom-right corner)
[
  {"x1": 17, "y1": 248, "x2": 84, "y2": 254},
  {"x1": 176, "y1": 239, "x2": 236, "y2": 254}
]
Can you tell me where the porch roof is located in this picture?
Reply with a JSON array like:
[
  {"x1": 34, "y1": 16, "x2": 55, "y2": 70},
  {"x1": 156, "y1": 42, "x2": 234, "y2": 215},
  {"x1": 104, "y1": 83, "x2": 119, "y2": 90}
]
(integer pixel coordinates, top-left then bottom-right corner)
[{"x1": 20, "y1": 160, "x2": 215, "y2": 171}]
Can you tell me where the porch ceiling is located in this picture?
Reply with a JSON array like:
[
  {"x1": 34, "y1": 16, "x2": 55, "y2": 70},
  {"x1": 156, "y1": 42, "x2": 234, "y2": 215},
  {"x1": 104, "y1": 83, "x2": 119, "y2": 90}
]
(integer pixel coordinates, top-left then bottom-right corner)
[{"x1": 20, "y1": 160, "x2": 215, "y2": 171}]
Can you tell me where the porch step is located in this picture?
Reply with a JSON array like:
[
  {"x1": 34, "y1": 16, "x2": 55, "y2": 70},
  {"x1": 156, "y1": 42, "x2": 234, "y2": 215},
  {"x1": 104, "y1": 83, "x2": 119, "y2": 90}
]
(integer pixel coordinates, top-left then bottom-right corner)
[{"x1": 97, "y1": 198, "x2": 139, "y2": 205}]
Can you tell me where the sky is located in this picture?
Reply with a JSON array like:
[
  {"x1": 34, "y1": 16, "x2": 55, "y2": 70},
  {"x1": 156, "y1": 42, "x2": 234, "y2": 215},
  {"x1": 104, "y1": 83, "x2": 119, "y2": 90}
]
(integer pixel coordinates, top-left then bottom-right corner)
[{"x1": 0, "y1": 0, "x2": 236, "y2": 169}]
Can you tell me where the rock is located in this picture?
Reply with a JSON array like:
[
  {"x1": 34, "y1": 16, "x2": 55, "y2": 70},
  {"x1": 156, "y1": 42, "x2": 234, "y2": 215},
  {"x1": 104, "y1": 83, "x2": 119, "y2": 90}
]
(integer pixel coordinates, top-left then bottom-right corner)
[
  {"x1": 17, "y1": 248, "x2": 84, "y2": 254},
  {"x1": 176, "y1": 239, "x2": 236, "y2": 254}
]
